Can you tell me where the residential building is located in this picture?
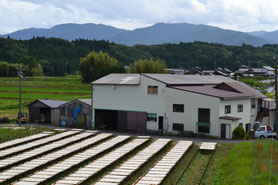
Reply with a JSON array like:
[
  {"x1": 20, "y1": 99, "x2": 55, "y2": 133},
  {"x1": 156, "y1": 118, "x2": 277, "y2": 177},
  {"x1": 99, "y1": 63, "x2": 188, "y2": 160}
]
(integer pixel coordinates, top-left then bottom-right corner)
[{"x1": 91, "y1": 74, "x2": 268, "y2": 139}]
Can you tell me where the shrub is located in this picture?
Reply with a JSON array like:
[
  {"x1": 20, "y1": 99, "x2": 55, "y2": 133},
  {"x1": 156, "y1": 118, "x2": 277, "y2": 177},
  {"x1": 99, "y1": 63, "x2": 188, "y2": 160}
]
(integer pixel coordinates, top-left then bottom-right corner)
[{"x1": 232, "y1": 126, "x2": 245, "y2": 139}]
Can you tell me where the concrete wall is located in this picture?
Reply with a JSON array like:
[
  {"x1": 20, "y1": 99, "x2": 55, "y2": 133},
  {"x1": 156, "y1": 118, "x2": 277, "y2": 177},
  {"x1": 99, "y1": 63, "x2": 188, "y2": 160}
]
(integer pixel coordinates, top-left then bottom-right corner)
[
  {"x1": 165, "y1": 87, "x2": 220, "y2": 137},
  {"x1": 220, "y1": 98, "x2": 251, "y2": 134}
]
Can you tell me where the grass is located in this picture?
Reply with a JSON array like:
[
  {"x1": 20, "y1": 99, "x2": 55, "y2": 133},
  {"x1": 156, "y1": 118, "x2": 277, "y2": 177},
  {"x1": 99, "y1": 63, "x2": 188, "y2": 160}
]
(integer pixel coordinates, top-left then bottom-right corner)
[
  {"x1": 0, "y1": 75, "x2": 90, "y2": 120},
  {"x1": 201, "y1": 143, "x2": 237, "y2": 184},
  {"x1": 177, "y1": 150, "x2": 213, "y2": 185},
  {"x1": 0, "y1": 126, "x2": 54, "y2": 143},
  {"x1": 213, "y1": 140, "x2": 278, "y2": 185}
]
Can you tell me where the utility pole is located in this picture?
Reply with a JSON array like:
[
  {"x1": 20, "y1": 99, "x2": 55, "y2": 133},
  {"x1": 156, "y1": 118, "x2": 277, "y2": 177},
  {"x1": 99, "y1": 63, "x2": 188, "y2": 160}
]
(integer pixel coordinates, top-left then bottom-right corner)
[
  {"x1": 6, "y1": 65, "x2": 9, "y2": 85},
  {"x1": 65, "y1": 62, "x2": 67, "y2": 87},
  {"x1": 18, "y1": 64, "x2": 23, "y2": 127},
  {"x1": 273, "y1": 57, "x2": 278, "y2": 139}
]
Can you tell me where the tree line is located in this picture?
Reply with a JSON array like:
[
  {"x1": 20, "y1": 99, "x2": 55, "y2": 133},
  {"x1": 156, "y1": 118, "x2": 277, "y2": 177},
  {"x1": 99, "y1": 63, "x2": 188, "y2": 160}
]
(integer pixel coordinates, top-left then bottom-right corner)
[{"x1": 1, "y1": 37, "x2": 278, "y2": 78}]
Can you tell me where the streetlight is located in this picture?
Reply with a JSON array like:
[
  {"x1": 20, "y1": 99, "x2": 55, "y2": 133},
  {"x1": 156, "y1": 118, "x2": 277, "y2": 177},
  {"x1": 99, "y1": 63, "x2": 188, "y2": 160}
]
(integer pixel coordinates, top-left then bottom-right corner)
[{"x1": 273, "y1": 57, "x2": 278, "y2": 139}]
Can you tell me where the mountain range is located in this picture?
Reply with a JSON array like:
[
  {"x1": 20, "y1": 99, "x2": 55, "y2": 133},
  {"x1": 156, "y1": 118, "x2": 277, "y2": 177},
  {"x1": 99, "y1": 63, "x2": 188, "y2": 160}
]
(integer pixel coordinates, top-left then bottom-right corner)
[{"x1": 0, "y1": 22, "x2": 276, "y2": 47}]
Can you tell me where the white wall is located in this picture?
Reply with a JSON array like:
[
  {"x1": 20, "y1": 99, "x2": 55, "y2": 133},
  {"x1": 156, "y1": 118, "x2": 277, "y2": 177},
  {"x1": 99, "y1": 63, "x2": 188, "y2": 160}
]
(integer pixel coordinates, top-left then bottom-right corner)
[
  {"x1": 220, "y1": 98, "x2": 251, "y2": 134},
  {"x1": 92, "y1": 75, "x2": 166, "y2": 128},
  {"x1": 165, "y1": 87, "x2": 220, "y2": 137}
]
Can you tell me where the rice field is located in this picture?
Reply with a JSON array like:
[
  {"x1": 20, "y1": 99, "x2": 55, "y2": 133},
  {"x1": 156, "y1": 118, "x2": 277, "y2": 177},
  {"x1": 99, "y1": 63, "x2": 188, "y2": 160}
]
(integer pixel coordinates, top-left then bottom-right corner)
[{"x1": 0, "y1": 75, "x2": 91, "y2": 121}]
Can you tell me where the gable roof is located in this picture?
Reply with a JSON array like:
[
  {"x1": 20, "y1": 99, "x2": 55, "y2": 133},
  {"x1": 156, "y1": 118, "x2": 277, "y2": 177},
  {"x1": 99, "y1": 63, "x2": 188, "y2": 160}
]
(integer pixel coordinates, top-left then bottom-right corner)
[
  {"x1": 60, "y1": 99, "x2": 92, "y2": 107},
  {"x1": 28, "y1": 99, "x2": 69, "y2": 108},
  {"x1": 92, "y1": 74, "x2": 140, "y2": 85},
  {"x1": 218, "y1": 82, "x2": 267, "y2": 99}
]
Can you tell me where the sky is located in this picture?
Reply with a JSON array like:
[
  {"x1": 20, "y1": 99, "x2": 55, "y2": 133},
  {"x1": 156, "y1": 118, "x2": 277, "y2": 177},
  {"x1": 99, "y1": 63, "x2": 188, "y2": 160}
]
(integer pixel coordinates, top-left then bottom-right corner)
[{"x1": 0, "y1": 0, "x2": 278, "y2": 34}]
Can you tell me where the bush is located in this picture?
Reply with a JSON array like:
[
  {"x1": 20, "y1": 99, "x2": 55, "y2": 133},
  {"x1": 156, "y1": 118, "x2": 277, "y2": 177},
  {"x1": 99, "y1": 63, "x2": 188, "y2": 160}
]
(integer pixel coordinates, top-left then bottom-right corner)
[{"x1": 232, "y1": 126, "x2": 245, "y2": 139}]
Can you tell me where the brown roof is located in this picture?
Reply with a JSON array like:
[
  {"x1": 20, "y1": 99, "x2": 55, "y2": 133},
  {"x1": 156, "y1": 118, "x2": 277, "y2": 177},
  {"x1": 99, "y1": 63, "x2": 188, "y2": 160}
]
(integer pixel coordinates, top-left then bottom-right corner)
[
  {"x1": 220, "y1": 116, "x2": 241, "y2": 121},
  {"x1": 170, "y1": 85, "x2": 253, "y2": 99},
  {"x1": 215, "y1": 82, "x2": 266, "y2": 99}
]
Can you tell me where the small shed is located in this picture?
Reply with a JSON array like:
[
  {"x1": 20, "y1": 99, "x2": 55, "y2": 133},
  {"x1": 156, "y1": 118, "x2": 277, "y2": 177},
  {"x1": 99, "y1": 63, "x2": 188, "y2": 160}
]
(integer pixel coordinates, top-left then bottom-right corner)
[
  {"x1": 60, "y1": 99, "x2": 92, "y2": 129},
  {"x1": 28, "y1": 99, "x2": 69, "y2": 126}
]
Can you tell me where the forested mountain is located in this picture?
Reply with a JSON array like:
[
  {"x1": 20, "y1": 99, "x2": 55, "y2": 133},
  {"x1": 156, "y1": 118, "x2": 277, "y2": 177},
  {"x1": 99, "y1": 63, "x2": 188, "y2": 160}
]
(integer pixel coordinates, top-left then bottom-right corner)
[
  {"x1": 0, "y1": 37, "x2": 277, "y2": 77},
  {"x1": 249, "y1": 30, "x2": 278, "y2": 44},
  {"x1": 0, "y1": 22, "x2": 268, "y2": 46},
  {"x1": 0, "y1": 23, "x2": 129, "y2": 41},
  {"x1": 111, "y1": 23, "x2": 268, "y2": 46}
]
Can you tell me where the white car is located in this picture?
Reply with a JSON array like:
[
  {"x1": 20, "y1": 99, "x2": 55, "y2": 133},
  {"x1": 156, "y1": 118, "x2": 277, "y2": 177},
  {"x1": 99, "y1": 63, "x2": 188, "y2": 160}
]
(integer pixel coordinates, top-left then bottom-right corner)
[{"x1": 255, "y1": 126, "x2": 277, "y2": 139}]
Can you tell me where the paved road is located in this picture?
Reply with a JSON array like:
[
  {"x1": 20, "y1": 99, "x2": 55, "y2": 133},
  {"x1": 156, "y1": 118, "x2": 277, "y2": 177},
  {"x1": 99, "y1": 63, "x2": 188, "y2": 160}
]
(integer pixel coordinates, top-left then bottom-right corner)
[{"x1": 1, "y1": 123, "x2": 247, "y2": 143}]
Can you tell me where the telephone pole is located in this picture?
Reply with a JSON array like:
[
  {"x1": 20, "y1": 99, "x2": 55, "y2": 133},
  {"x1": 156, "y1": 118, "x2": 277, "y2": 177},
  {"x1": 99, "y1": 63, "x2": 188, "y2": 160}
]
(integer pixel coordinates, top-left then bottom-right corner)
[
  {"x1": 6, "y1": 65, "x2": 9, "y2": 85},
  {"x1": 65, "y1": 62, "x2": 68, "y2": 87},
  {"x1": 273, "y1": 57, "x2": 278, "y2": 139},
  {"x1": 18, "y1": 64, "x2": 23, "y2": 127}
]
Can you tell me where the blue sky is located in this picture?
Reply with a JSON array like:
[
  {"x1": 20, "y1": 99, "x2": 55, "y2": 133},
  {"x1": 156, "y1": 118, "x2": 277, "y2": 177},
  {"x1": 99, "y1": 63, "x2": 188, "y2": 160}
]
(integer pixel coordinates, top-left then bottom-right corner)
[{"x1": 0, "y1": 0, "x2": 278, "y2": 34}]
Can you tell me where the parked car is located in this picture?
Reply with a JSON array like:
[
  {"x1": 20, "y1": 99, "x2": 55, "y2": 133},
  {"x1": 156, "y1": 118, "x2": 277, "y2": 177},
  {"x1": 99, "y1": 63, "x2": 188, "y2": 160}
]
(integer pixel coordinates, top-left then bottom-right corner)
[{"x1": 255, "y1": 126, "x2": 277, "y2": 139}]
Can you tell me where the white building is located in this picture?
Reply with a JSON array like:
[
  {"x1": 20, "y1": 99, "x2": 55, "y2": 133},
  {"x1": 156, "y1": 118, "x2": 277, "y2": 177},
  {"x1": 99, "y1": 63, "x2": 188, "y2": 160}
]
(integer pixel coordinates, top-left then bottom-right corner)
[{"x1": 91, "y1": 73, "x2": 268, "y2": 139}]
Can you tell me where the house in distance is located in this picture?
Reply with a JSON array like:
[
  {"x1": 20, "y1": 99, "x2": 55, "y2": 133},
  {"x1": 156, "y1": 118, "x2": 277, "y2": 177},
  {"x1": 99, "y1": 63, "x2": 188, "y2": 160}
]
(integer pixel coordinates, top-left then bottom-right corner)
[{"x1": 91, "y1": 73, "x2": 270, "y2": 139}]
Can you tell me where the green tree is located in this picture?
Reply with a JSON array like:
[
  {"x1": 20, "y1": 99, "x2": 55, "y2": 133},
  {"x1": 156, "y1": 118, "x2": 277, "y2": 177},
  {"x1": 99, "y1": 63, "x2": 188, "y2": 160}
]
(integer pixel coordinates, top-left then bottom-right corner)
[
  {"x1": 31, "y1": 64, "x2": 43, "y2": 76},
  {"x1": 19, "y1": 56, "x2": 38, "y2": 69},
  {"x1": 80, "y1": 51, "x2": 126, "y2": 83},
  {"x1": 232, "y1": 125, "x2": 246, "y2": 139},
  {"x1": 129, "y1": 58, "x2": 167, "y2": 73}
]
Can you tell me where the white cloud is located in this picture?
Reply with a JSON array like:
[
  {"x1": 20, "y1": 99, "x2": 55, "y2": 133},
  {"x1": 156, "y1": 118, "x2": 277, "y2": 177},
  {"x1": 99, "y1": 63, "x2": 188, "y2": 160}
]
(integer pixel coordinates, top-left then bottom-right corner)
[{"x1": 1, "y1": 0, "x2": 278, "y2": 34}]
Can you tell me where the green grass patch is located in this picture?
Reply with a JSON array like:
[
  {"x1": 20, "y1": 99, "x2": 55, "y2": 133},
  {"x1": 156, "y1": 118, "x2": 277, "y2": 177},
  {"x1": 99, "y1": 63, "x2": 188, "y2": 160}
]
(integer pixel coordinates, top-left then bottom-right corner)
[
  {"x1": 0, "y1": 126, "x2": 54, "y2": 144},
  {"x1": 201, "y1": 143, "x2": 237, "y2": 185},
  {"x1": 213, "y1": 140, "x2": 278, "y2": 185},
  {"x1": 0, "y1": 75, "x2": 90, "y2": 119},
  {"x1": 178, "y1": 151, "x2": 213, "y2": 185}
]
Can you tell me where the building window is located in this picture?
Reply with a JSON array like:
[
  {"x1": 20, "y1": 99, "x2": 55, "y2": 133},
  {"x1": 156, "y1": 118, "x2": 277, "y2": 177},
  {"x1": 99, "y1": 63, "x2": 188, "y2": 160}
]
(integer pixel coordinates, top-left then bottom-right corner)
[
  {"x1": 173, "y1": 104, "x2": 184, "y2": 112},
  {"x1": 198, "y1": 125, "x2": 210, "y2": 133},
  {"x1": 148, "y1": 86, "x2": 158, "y2": 94},
  {"x1": 251, "y1": 99, "x2": 256, "y2": 108},
  {"x1": 225, "y1": 105, "x2": 231, "y2": 114},
  {"x1": 237, "y1": 104, "x2": 243, "y2": 112},
  {"x1": 198, "y1": 108, "x2": 210, "y2": 123},
  {"x1": 173, "y1": 123, "x2": 184, "y2": 131},
  {"x1": 239, "y1": 123, "x2": 243, "y2": 127},
  {"x1": 147, "y1": 113, "x2": 157, "y2": 122}
]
